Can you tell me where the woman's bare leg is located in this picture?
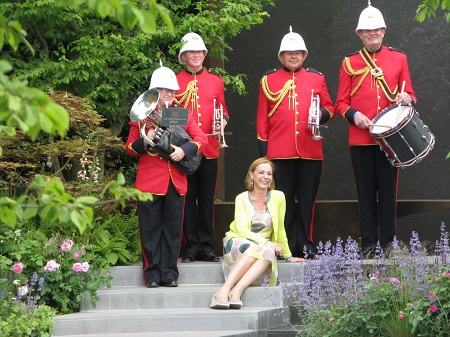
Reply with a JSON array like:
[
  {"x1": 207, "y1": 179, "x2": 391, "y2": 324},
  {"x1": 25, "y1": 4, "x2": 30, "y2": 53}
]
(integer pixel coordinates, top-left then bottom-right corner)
[
  {"x1": 216, "y1": 256, "x2": 270, "y2": 301},
  {"x1": 229, "y1": 259, "x2": 270, "y2": 301}
]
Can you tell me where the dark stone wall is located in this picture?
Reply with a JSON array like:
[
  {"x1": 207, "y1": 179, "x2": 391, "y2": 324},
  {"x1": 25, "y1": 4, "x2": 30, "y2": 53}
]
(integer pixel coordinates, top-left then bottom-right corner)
[{"x1": 221, "y1": 0, "x2": 450, "y2": 243}]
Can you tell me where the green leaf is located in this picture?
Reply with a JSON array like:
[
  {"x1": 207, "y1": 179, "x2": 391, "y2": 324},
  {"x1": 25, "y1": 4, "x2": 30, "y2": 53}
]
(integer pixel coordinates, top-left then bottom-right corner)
[
  {"x1": 0, "y1": 125, "x2": 16, "y2": 136},
  {"x1": 8, "y1": 95, "x2": 22, "y2": 112},
  {"x1": 70, "y1": 210, "x2": 86, "y2": 234},
  {"x1": 96, "y1": 0, "x2": 111, "y2": 18},
  {"x1": 117, "y1": 173, "x2": 125, "y2": 185},
  {"x1": 0, "y1": 203, "x2": 16, "y2": 227},
  {"x1": 117, "y1": 3, "x2": 138, "y2": 29},
  {"x1": 75, "y1": 196, "x2": 98, "y2": 204}
]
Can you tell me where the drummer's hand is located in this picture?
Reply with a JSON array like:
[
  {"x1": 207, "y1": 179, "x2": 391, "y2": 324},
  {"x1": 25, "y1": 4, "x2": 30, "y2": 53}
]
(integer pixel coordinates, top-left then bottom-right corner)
[
  {"x1": 170, "y1": 144, "x2": 185, "y2": 162},
  {"x1": 397, "y1": 92, "x2": 412, "y2": 105},
  {"x1": 354, "y1": 112, "x2": 371, "y2": 129}
]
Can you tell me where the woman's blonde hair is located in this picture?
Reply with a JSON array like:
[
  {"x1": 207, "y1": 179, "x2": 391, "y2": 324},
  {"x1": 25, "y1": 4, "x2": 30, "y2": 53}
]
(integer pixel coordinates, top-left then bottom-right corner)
[{"x1": 245, "y1": 157, "x2": 275, "y2": 191}]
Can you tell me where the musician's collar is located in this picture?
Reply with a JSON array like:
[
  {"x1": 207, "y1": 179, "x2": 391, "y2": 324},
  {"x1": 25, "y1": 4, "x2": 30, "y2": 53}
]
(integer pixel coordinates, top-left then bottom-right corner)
[
  {"x1": 364, "y1": 45, "x2": 383, "y2": 54},
  {"x1": 185, "y1": 68, "x2": 204, "y2": 75},
  {"x1": 283, "y1": 66, "x2": 301, "y2": 73}
]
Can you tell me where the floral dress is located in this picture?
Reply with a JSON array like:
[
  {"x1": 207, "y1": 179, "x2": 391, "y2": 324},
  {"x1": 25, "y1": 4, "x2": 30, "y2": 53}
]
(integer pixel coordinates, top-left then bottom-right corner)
[{"x1": 222, "y1": 192, "x2": 279, "y2": 286}]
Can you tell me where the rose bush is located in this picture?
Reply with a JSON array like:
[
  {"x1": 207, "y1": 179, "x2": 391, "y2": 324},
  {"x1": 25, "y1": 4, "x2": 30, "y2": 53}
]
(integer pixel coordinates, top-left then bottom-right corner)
[{"x1": 1, "y1": 227, "x2": 111, "y2": 314}]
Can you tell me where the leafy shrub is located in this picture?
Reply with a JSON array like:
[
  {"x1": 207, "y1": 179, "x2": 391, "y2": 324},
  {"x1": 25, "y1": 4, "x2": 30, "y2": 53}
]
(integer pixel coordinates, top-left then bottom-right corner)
[{"x1": 0, "y1": 270, "x2": 54, "y2": 337}]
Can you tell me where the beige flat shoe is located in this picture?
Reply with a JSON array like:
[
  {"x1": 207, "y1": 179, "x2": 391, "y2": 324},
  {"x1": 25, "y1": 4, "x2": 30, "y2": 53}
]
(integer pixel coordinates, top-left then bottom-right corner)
[
  {"x1": 210, "y1": 292, "x2": 230, "y2": 309},
  {"x1": 228, "y1": 295, "x2": 242, "y2": 309}
]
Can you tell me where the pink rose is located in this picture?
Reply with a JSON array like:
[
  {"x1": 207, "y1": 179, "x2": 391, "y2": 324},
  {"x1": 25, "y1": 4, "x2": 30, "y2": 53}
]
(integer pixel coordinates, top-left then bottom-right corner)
[
  {"x1": 390, "y1": 277, "x2": 400, "y2": 286},
  {"x1": 430, "y1": 305, "x2": 438, "y2": 313},
  {"x1": 72, "y1": 262, "x2": 82, "y2": 272},
  {"x1": 60, "y1": 239, "x2": 74, "y2": 253},
  {"x1": 73, "y1": 252, "x2": 80, "y2": 259},
  {"x1": 12, "y1": 262, "x2": 24, "y2": 274},
  {"x1": 398, "y1": 311, "x2": 403, "y2": 320},
  {"x1": 444, "y1": 271, "x2": 450, "y2": 277},
  {"x1": 329, "y1": 317, "x2": 335, "y2": 323},
  {"x1": 44, "y1": 259, "x2": 60, "y2": 272},
  {"x1": 429, "y1": 294, "x2": 436, "y2": 300},
  {"x1": 81, "y1": 262, "x2": 89, "y2": 272}
]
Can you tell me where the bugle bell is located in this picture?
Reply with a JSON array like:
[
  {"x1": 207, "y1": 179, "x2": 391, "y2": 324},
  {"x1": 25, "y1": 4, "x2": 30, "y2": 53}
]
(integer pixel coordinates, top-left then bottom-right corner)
[
  {"x1": 208, "y1": 98, "x2": 229, "y2": 148},
  {"x1": 129, "y1": 88, "x2": 163, "y2": 147},
  {"x1": 301, "y1": 89, "x2": 328, "y2": 141}
]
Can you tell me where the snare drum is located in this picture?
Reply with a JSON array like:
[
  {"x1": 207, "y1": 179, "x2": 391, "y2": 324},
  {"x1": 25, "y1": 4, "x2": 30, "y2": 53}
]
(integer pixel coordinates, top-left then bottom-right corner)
[{"x1": 369, "y1": 105, "x2": 435, "y2": 168}]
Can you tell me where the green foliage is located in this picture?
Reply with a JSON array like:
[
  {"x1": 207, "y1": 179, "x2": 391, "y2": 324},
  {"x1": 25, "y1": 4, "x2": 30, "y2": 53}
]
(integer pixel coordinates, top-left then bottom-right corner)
[
  {"x1": 405, "y1": 270, "x2": 450, "y2": 336},
  {"x1": 2, "y1": 0, "x2": 274, "y2": 130},
  {"x1": 89, "y1": 213, "x2": 141, "y2": 266},
  {"x1": 0, "y1": 60, "x2": 69, "y2": 153},
  {"x1": 0, "y1": 172, "x2": 151, "y2": 234},
  {"x1": 416, "y1": 0, "x2": 450, "y2": 23},
  {"x1": 0, "y1": 298, "x2": 54, "y2": 337}
]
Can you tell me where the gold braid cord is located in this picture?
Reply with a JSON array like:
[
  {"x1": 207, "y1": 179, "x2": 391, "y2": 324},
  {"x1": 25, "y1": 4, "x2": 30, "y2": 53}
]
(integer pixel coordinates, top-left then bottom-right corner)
[
  {"x1": 261, "y1": 75, "x2": 295, "y2": 118},
  {"x1": 343, "y1": 57, "x2": 370, "y2": 97},
  {"x1": 344, "y1": 50, "x2": 399, "y2": 103},
  {"x1": 175, "y1": 80, "x2": 197, "y2": 110}
]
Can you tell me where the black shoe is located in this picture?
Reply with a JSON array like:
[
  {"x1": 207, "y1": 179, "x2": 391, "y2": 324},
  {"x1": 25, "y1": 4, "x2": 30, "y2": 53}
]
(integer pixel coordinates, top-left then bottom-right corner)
[
  {"x1": 199, "y1": 252, "x2": 219, "y2": 262},
  {"x1": 146, "y1": 281, "x2": 159, "y2": 288},
  {"x1": 181, "y1": 254, "x2": 196, "y2": 263},
  {"x1": 306, "y1": 249, "x2": 317, "y2": 259},
  {"x1": 163, "y1": 279, "x2": 178, "y2": 287}
]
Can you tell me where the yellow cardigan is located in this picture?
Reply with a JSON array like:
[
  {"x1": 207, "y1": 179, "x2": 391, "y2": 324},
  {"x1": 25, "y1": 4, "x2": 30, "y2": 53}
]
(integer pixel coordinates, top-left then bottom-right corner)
[{"x1": 225, "y1": 190, "x2": 292, "y2": 259}]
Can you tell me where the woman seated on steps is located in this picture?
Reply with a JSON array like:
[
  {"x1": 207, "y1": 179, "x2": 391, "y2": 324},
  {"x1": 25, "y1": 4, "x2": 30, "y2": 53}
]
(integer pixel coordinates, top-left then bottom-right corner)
[{"x1": 210, "y1": 157, "x2": 305, "y2": 310}]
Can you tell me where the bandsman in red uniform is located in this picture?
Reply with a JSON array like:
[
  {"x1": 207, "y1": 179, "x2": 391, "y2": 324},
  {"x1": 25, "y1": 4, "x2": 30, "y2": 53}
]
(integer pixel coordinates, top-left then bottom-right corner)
[
  {"x1": 256, "y1": 27, "x2": 334, "y2": 259},
  {"x1": 125, "y1": 65, "x2": 207, "y2": 287},
  {"x1": 335, "y1": 2, "x2": 416, "y2": 257},
  {"x1": 175, "y1": 33, "x2": 230, "y2": 263}
]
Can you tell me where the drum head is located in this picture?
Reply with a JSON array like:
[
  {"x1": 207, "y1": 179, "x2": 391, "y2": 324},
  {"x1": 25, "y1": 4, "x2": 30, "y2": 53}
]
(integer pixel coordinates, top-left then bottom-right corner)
[{"x1": 371, "y1": 105, "x2": 411, "y2": 135}]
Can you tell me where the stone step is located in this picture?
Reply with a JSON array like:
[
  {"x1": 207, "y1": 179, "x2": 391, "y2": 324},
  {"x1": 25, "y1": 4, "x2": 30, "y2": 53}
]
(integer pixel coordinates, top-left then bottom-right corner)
[
  {"x1": 52, "y1": 331, "x2": 258, "y2": 337},
  {"x1": 108, "y1": 259, "x2": 306, "y2": 287},
  {"x1": 51, "y1": 307, "x2": 290, "y2": 336},
  {"x1": 52, "y1": 260, "x2": 305, "y2": 336},
  {"x1": 82, "y1": 284, "x2": 285, "y2": 311}
]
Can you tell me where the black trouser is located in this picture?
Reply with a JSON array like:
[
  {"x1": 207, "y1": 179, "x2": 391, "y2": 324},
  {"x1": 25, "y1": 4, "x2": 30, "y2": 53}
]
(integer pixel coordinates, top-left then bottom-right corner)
[
  {"x1": 272, "y1": 158, "x2": 322, "y2": 257},
  {"x1": 137, "y1": 181, "x2": 183, "y2": 283},
  {"x1": 351, "y1": 146, "x2": 399, "y2": 253},
  {"x1": 182, "y1": 157, "x2": 218, "y2": 257}
]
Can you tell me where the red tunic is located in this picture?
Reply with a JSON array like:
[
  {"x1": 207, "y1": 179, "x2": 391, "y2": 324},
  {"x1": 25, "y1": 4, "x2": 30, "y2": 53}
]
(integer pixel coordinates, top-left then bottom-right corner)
[
  {"x1": 125, "y1": 113, "x2": 207, "y2": 195},
  {"x1": 175, "y1": 69, "x2": 229, "y2": 158},
  {"x1": 256, "y1": 67, "x2": 334, "y2": 160},
  {"x1": 335, "y1": 46, "x2": 417, "y2": 146}
]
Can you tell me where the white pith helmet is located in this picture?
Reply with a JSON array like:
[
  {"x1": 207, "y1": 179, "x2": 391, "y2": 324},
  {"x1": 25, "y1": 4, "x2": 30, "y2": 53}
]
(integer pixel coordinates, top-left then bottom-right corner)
[
  {"x1": 178, "y1": 32, "x2": 208, "y2": 65},
  {"x1": 149, "y1": 61, "x2": 180, "y2": 90},
  {"x1": 278, "y1": 26, "x2": 308, "y2": 63},
  {"x1": 355, "y1": 1, "x2": 386, "y2": 32}
]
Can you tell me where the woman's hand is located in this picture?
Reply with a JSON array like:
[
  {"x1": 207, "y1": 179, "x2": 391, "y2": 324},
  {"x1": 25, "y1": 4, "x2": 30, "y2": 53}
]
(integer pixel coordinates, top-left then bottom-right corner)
[
  {"x1": 266, "y1": 241, "x2": 282, "y2": 256},
  {"x1": 145, "y1": 129, "x2": 156, "y2": 145},
  {"x1": 289, "y1": 257, "x2": 307, "y2": 262}
]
